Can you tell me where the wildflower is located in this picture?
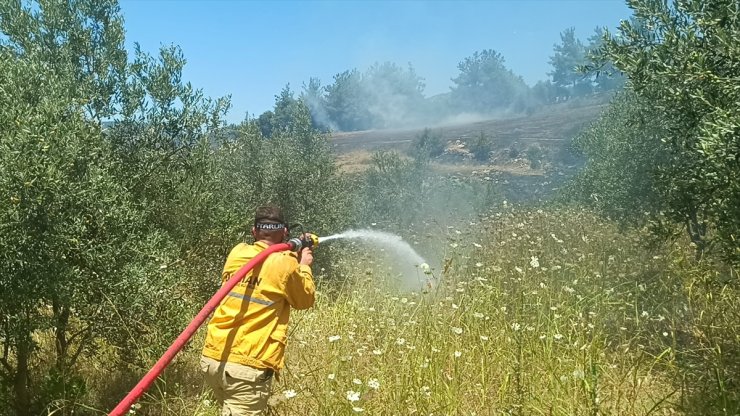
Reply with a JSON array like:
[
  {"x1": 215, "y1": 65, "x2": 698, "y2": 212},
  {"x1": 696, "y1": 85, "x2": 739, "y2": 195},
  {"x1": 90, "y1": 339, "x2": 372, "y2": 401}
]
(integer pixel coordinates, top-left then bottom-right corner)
[
  {"x1": 328, "y1": 373, "x2": 336, "y2": 380},
  {"x1": 454, "y1": 351, "x2": 462, "y2": 358},
  {"x1": 473, "y1": 243, "x2": 482, "y2": 248},
  {"x1": 641, "y1": 311, "x2": 649, "y2": 318},
  {"x1": 515, "y1": 266, "x2": 523, "y2": 274},
  {"x1": 553, "y1": 333, "x2": 563, "y2": 340},
  {"x1": 451, "y1": 327, "x2": 463, "y2": 335},
  {"x1": 396, "y1": 338, "x2": 406, "y2": 346},
  {"x1": 353, "y1": 378, "x2": 362, "y2": 385},
  {"x1": 530, "y1": 256, "x2": 540, "y2": 268},
  {"x1": 372, "y1": 349, "x2": 383, "y2": 355},
  {"x1": 511, "y1": 322, "x2": 521, "y2": 331},
  {"x1": 420, "y1": 385, "x2": 432, "y2": 397},
  {"x1": 451, "y1": 303, "x2": 459, "y2": 309},
  {"x1": 368, "y1": 378, "x2": 380, "y2": 390},
  {"x1": 346, "y1": 390, "x2": 360, "y2": 402},
  {"x1": 475, "y1": 262, "x2": 483, "y2": 267},
  {"x1": 662, "y1": 332, "x2": 669, "y2": 337},
  {"x1": 283, "y1": 389, "x2": 298, "y2": 399},
  {"x1": 450, "y1": 243, "x2": 459, "y2": 248},
  {"x1": 328, "y1": 335, "x2": 341, "y2": 343},
  {"x1": 480, "y1": 336, "x2": 489, "y2": 341}
]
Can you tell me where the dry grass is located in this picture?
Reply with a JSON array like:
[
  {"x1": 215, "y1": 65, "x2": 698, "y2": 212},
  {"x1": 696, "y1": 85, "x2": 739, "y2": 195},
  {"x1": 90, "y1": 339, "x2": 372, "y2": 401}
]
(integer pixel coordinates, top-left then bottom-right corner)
[{"x1": 114, "y1": 207, "x2": 737, "y2": 416}]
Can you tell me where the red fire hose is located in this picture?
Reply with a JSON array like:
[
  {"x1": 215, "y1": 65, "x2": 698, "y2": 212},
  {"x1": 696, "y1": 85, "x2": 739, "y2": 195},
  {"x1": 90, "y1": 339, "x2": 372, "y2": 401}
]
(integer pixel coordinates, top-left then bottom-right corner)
[{"x1": 109, "y1": 241, "x2": 294, "y2": 416}]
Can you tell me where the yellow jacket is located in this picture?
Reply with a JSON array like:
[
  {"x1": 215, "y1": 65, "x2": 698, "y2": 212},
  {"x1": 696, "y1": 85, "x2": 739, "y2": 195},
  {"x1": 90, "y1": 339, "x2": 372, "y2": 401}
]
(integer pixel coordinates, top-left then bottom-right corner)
[{"x1": 201, "y1": 241, "x2": 315, "y2": 370}]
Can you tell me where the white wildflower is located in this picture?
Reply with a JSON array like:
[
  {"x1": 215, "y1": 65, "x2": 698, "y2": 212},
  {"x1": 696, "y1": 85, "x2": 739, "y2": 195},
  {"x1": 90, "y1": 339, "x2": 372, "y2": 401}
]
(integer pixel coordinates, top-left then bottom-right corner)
[
  {"x1": 283, "y1": 389, "x2": 298, "y2": 399},
  {"x1": 346, "y1": 390, "x2": 360, "y2": 402},
  {"x1": 530, "y1": 256, "x2": 540, "y2": 268}
]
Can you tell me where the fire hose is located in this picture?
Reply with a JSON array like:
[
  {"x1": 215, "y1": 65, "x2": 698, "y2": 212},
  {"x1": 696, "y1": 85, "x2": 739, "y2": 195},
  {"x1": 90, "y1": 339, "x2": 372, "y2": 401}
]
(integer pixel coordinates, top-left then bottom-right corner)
[{"x1": 109, "y1": 234, "x2": 319, "y2": 416}]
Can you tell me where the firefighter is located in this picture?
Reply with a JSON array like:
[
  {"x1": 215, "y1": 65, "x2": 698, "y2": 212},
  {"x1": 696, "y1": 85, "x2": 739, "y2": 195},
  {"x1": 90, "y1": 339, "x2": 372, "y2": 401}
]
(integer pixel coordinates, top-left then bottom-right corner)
[{"x1": 200, "y1": 204, "x2": 315, "y2": 415}]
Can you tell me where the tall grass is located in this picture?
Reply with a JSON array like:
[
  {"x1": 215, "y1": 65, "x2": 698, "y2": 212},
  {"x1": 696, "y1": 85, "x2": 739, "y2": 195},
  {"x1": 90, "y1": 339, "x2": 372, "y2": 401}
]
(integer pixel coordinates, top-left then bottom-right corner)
[{"x1": 66, "y1": 207, "x2": 738, "y2": 415}]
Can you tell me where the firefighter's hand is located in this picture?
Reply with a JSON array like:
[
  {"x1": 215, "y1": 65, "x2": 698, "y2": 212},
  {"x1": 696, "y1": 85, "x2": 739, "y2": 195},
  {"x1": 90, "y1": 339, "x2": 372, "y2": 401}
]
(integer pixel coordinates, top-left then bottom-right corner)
[{"x1": 299, "y1": 247, "x2": 313, "y2": 266}]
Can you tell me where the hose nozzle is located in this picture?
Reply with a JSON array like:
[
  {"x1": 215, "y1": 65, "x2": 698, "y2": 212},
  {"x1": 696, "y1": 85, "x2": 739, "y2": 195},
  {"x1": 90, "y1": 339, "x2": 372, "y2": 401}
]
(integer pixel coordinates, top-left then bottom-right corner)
[{"x1": 288, "y1": 233, "x2": 319, "y2": 252}]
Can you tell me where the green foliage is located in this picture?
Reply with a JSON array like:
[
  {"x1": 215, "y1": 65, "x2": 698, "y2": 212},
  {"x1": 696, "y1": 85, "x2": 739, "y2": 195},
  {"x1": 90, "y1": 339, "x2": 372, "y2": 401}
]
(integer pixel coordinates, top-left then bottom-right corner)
[
  {"x1": 322, "y1": 63, "x2": 426, "y2": 131},
  {"x1": 451, "y1": 49, "x2": 530, "y2": 112},
  {"x1": 410, "y1": 128, "x2": 445, "y2": 160},
  {"x1": 549, "y1": 27, "x2": 590, "y2": 98},
  {"x1": 469, "y1": 131, "x2": 493, "y2": 162},
  {"x1": 257, "y1": 84, "x2": 309, "y2": 138},
  {"x1": 583, "y1": 27, "x2": 625, "y2": 92},
  {"x1": 524, "y1": 145, "x2": 547, "y2": 169},
  {"x1": 595, "y1": 0, "x2": 740, "y2": 265},
  {"x1": 0, "y1": 44, "x2": 152, "y2": 415},
  {"x1": 323, "y1": 69, "x2": 371, "y2": 131},
  {"x1": 359, "y1": 150, "x2": 427, "y2": 227},
  {"x1": 565, "y1": 92, "x2": 669, "y2": 226}
]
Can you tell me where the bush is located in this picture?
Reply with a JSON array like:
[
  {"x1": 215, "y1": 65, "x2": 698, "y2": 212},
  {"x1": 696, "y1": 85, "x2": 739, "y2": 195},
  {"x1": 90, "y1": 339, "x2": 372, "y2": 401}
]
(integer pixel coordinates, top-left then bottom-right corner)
[
  {"x1": 468, "y1": 131, "x2": 493, "y2": 162},
  {"x1": 410, "y1": 128, "x2": 445, "y2": 160},
  {"x1": 525, "y1": 145, "x2": 546, "y2": 169}
]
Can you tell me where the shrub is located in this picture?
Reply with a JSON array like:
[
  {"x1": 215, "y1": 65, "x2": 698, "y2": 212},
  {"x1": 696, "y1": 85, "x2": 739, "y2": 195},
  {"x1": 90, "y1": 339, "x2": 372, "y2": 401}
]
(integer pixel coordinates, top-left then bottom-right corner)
[
  {"x1": 468, "y1": 131, "x2": 493, "y2": 162},
  {"x1": 410, "y1": 128, "x2": 445, "y2": 160}
]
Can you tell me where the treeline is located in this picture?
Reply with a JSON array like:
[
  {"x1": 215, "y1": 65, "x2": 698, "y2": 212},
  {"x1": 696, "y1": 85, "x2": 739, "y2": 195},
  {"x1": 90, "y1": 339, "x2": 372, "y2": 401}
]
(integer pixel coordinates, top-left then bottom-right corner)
[{"x1": 256, "y1": 27, "x2": 624, "y2": 135}]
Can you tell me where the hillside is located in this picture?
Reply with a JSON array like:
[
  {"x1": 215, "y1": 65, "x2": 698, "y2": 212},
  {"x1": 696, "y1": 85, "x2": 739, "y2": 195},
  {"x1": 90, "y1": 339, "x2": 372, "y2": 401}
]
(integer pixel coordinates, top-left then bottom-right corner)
[{"x1": 329, "y1": 98, "x2": 610, "y2": 201}]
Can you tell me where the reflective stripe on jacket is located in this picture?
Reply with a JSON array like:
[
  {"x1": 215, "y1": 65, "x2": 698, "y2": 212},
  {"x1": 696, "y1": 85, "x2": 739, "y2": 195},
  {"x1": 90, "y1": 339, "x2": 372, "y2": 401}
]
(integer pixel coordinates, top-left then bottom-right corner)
[{"x1": 201, "y1": 241, "x2": 315, "y2": 370}]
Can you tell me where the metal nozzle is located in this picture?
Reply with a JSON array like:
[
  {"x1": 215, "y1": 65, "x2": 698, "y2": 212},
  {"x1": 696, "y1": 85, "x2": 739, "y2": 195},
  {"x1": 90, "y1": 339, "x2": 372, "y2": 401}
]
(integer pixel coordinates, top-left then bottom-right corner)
[{"x1": 287, "y1": 233, "x2": 319, "y2": 252}]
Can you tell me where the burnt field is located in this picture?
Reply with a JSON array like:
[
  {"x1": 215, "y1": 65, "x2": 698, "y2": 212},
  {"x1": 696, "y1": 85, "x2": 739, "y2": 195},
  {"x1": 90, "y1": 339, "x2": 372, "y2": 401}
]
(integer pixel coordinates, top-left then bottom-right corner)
[{"x1": 329, "y1": 99, "x2": 609, "y2": 202}]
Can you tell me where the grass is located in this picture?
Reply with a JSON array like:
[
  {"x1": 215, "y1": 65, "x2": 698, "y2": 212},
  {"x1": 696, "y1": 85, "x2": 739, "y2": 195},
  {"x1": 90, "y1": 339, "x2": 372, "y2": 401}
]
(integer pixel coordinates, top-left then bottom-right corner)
[{"x1": 53, "y1": 207, "x2": 738, "y2": 415}]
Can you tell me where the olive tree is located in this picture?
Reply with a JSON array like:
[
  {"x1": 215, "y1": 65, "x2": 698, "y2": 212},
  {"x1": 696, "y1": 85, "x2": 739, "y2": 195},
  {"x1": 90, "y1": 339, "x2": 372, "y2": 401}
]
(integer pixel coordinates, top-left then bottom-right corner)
[
  {"x1": 589, "y1": 0, "x2": 740, "y2": 265},
  {"x1": 0, "y1": 0, "x2": 229, "y2": 412}
]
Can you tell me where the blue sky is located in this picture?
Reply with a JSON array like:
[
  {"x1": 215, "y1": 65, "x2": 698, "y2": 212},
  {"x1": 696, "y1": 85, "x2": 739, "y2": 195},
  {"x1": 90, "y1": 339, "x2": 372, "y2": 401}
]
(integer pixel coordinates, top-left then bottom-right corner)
[{"x1": 119, "y1": 0, "x2": 633, "y2": 123}]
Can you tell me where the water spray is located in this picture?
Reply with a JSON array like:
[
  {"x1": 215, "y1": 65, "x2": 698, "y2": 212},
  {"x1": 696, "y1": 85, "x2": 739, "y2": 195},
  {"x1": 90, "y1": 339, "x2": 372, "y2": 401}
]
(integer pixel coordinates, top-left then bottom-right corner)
[{"x1": 318, "y1": 229, "x2": 434, "y2": 288}]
